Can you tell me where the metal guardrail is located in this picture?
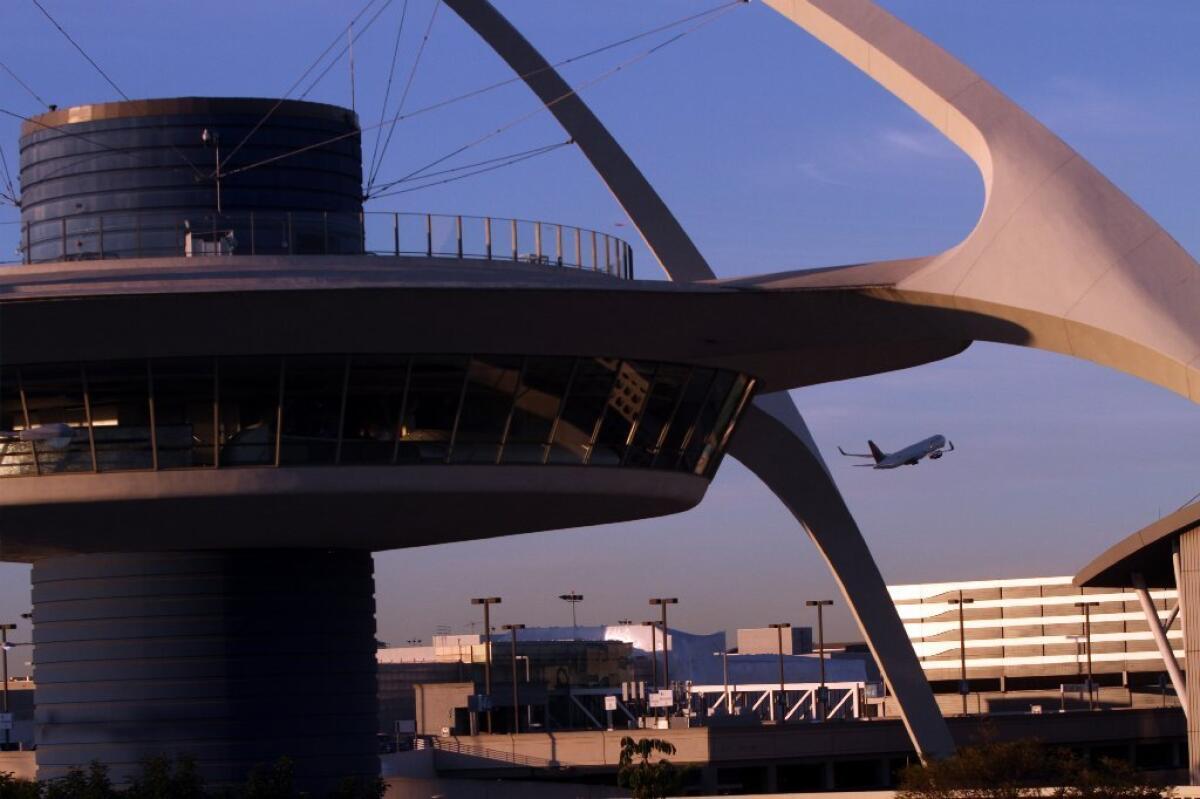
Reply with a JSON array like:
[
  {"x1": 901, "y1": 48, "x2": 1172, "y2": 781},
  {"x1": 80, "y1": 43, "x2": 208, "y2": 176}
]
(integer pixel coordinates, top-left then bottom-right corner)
[
  {"x1": 4, "y1": 210, "x2": 635, "y2": 278},
  {"x1": 419, "y1": 736, "x2": 566, "y2": 770}
]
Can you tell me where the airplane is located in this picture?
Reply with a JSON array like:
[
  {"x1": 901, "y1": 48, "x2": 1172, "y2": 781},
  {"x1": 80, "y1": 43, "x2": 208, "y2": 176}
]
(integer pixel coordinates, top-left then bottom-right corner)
[{"x1": 838, "y1": 435, "x2": 954, "y2": 469}]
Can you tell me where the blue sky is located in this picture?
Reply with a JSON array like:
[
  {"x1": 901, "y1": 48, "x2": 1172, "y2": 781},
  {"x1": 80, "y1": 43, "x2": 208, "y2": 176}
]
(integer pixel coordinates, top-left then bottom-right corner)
[{"x1": 1, "y1": 1, "x2": 1198, "y2": 662}]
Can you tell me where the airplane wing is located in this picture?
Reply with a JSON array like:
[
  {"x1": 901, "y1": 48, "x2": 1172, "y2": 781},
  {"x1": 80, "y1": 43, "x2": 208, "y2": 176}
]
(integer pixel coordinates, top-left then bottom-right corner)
[{"x1": 837, "y1": 446, "x2": 875, "y2": 458}]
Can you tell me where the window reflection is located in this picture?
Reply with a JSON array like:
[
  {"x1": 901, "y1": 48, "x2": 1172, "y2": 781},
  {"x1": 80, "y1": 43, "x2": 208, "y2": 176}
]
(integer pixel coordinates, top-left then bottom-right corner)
[
  {"x1": 17, "y1": 364, "x2": 92, "y2": 474},
  {"x1": 501, "y1": 357, "x2": 575, "y2": 465},
  {"x1": 398, "y1": 356, "x2": 467, "y2": 464},
  {"x1": 450, "y1": 356, "x2": 523, "y2": 464},
  {"x1": 0, "y1": 354, "x2": 754, "y2": 479},
  {"x1": 552, "y1": 358, "x2": 619, "y2": 464}
]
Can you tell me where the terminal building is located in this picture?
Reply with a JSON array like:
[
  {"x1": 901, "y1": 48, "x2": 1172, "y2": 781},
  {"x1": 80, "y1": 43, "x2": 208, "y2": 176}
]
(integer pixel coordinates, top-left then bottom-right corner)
[{"x1": 890, "y1": 576, "x2": 1182, "y2": 715}]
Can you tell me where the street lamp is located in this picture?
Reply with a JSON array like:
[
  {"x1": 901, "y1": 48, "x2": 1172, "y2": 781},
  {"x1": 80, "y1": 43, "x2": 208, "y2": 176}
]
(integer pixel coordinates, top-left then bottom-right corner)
[
  {"x1": 0, "y1": 623, "x2": 15, "y2": 747},
  {"x1": 649, "y1": 598, "x2": 678, "y2": 705},
  {"x1": 641, "y1": 621, "x2": 659, "y2": 693},
  {"x1": 501, "y1": 624, "x2": 525, "y2": 733},
  {"x1": 1075, "y1": 601, "x2": 1100, "y2": 710},
  {"x1": 806, "y1": 600, "x2": 833, "y2": 720},
  {"x1": 948, "y1": 594, "x2": 975, "y2": 715},
  {"x1": 558, "y1": 592, "x2": 584, "y2": 639},
  {"x1": 471, "y1": 597, "x2": 502, "y2": 733},
  {"x1": 768, "y1": 623, "x2": 791, "y2": 724}
]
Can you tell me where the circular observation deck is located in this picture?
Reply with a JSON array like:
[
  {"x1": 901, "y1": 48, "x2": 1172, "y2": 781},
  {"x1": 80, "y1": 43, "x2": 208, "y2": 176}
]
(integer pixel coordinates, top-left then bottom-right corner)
[{"x1": 0, "y1": 353, "x2": 753, "y2": 559}]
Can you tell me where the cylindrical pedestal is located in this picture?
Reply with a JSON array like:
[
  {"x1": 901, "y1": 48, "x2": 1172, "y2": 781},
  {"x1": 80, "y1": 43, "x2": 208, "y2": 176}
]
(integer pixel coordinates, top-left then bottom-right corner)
[{"x1": 31, "y1": 550, "x2": 378, "y2": 791}]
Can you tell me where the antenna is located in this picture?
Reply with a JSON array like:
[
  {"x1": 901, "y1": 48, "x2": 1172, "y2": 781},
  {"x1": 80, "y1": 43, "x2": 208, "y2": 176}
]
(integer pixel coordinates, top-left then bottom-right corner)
[{"x1": 348, "y1": 23, "x2": 357, "y2": 113}]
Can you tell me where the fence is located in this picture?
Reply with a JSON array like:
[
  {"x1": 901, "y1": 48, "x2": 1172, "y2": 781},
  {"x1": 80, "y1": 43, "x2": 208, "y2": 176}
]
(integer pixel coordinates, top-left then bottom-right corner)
[{"x1": 7, "y1": 210, "x2": 634, "y2": 278}]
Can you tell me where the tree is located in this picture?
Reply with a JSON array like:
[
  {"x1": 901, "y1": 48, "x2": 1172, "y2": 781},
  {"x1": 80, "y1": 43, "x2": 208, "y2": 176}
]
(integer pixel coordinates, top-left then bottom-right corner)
[
  {"x1": 0, "y1": 771, "x2": 39, "y2": 799},
  {"x1": 617, "y1": 737, "x2": 686, "y2": 799},
  {"x1": 898, "y1": 739, "x2": 1168, "y2": 799}
]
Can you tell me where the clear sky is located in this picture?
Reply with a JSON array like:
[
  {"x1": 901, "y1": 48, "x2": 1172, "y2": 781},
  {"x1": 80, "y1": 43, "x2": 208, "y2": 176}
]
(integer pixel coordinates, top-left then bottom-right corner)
[{"x1": 1, "y1": 1, "x2": 1198, "y2": 668}]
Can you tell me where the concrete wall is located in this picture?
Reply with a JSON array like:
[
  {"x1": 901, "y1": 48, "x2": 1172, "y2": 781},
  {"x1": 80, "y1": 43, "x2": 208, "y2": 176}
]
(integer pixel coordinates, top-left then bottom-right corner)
[{"x1": 415, "y1": 683, "x2": 475, "y2": 736}]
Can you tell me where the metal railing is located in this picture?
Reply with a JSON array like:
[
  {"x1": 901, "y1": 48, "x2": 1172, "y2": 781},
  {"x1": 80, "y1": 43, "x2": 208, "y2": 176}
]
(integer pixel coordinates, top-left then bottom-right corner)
[
  {"x1": 420, "y1": 736, "x2": 566, "y2": 770},
  {"x1": 5, "y1": 210, "x2": 635, "y2": 278}
]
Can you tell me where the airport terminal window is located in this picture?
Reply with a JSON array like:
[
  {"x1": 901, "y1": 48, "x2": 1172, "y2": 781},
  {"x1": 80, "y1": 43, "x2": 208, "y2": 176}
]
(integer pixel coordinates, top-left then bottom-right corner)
[
  {"x1": 87, "y1": 360, "x2": 154, "y2": 472},
  {"x1": 0, "y1": 355, "x2": 754, "y2": 479},
  {"x1": 501, "y1": 357, "x2": 575, "y2": 465},
  {"x1": 279, "y1": 355, "x2": 345, "y2": 466},
  {"x1": 218, "y1": 357, "x2": 280, "y2": 466},
  {"x1": 153, "y1": 357, "x2": 216, "y2": 469},
  {"x1": 341, "y1": 355, "x2": 409, "y2": 465}
]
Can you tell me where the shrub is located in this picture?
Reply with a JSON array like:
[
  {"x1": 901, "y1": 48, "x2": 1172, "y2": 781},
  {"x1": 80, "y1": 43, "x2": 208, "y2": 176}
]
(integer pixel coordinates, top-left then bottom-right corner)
[{"x1": 898, "y1": 739, "x2": 1170, "y2": 799}]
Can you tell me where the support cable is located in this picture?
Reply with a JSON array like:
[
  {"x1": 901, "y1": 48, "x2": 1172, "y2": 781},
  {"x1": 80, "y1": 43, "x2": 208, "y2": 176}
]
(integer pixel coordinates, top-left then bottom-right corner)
[
  {"x1": 218, "y1": 0, "x2": 383, "y2": 172},
  {"x1": 0, "y1": 142, "x2": 17, "y2": 202},
  {"x1": 365, "y1": 0, "x2": 410, "y2": 186},
  {"x1": 367, "y1": 139, "x2": 572, "y2": 200},
  {"x1": 30, "y1": 0, "x2": 129, "y2": 100},
  {"x1": 299, "y1": 0, "x2": 399, "y2": 100},
  {"x1": 369, "y1": 138, "x2": 569, "y2": 195},
  {"x1": 375, "y1": 4, "x2": 737, "y2": 194},
  {"x1": 366, "y1": 0, "x2": 440, "y2": 193},
  {"x1": 0, "y1": 59, "x2": 51, "y2": 109},
  {"x1": 221, "y1": 0, "x2": 739, "y2": 180}
]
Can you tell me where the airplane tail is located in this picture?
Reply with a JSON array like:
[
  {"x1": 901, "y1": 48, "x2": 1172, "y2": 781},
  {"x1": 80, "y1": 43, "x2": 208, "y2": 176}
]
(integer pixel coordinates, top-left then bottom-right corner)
[{"x1": 867, "y1": 440, "x2": 885, "y2": 463}]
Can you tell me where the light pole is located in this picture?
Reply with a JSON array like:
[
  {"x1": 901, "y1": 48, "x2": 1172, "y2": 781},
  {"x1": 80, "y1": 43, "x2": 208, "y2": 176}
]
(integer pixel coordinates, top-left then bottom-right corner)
[
  {"x1": 949, "y1": 594, "x2": 975, "y2": 715},
  {"x1": 501, "y1": 624, "x2": 525, "y2": 733},
  {"x1": 806, "y1": 600, "x2": 833, "y2": 720},
  {"x1": 0, "y1": 623, "x2": 14, "y2": 747},
  {"x1": 641, "y1": 621, "x2": 659, "y2": 712},
  {"x1": 649, "y1": 598, "x2": 678, "y2": 708},
  {"x1": 471, "y1": 597, "x2": 502, "y2": 733},
  {"x1": 558, "y1": 592, "x2": 584, "y2": 639},
  {"x1": 721, "y1": 647, "x2": 732, "y2": 715},
  {"x1": 1075, "y1": 601, "x2": 1100, "y2": 710},
  {"x1": 769, "y1": 623, "x2": 790, "y2": 724}
]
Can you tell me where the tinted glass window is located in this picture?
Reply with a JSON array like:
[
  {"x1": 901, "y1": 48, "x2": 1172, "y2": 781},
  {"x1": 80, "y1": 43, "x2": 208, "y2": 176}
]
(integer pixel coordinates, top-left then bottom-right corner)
[
  {"x1": 551, "y1": 358, "x2": 619, "y2": 464},
  {"x1": 218, "y1": 357, "x2": 280, "y2": 466},
  {"x1": 18, "y1": 363, "x2": 92, "y2": 473},
  {"x1": 655, "y1": 369, "x2": 715, "y2": 469},
  {"x1": 87, "y1": 360, "x2": 153, "y2": 471},
  {"x1": 501, "y1": 357, "x2": 575, "y2": 465},
  {"x1": 153, "y1": 357, "x2": 216, "y2": 469},
  {"x1": 280, "y1": 355, "x2": 346, "y2": 466},
  {"x1": 591, "y1": 361, "x2": 653, "y2": 465},
  {"x1": 341, "y1": 355, "x2": 409, "y2": 465},
  {"x1": 450, "y1": 356, "x2": 523, "y2": 464},
  {"x1": 397, "y1": 356, "x2": 467, "y2": 464},
  {"x1": 625, "y1": 365, "x2": 690, "y2": 467}
]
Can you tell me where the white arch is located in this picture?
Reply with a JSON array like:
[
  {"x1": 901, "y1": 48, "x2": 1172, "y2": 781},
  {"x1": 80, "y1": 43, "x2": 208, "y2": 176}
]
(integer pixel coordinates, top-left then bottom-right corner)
[{"x1": 443, "y1": 0, "x2": 955, "y2": 758}]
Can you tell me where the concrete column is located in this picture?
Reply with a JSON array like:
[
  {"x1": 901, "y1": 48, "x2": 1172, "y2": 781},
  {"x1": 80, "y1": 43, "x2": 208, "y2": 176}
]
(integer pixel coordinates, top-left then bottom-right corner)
[
  {"x1": 31, "y1": 550, "x2": 379, "y2": 792},
  {"x1": 1178, "y1": 530, "x2": 1200, "y2": 783}
]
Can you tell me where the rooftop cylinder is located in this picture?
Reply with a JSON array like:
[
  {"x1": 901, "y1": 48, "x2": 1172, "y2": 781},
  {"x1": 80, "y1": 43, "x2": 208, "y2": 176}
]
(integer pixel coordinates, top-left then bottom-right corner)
[{"x1": 18, "y1": 97, "x2": 363, "y2": 262}]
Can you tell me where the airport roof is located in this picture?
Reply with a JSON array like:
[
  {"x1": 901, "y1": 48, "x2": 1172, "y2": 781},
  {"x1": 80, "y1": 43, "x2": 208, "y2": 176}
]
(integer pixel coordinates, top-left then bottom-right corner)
[{"x1": 1074, "y1": 501, "x2": 1200, "y2": 588}]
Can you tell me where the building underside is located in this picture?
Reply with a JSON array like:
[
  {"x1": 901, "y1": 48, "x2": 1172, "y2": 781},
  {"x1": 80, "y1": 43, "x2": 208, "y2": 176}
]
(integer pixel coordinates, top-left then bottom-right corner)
[{"x1": 2, "y1": 0, "x2": 1199, "y2": 790}]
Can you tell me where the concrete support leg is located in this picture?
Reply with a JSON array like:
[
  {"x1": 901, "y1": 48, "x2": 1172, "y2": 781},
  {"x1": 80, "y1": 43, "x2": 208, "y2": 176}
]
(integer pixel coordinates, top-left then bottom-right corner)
[
  {"x1": 31, "y1": 550, "x2": 379, "y2": 792},
  {"x1": 728, "y1": 394, "x2": 954, "y2": 759},
  {"x1": 1178, "y1": 530, "x2": 1200, "y2": 784},
  {"x1": 1131, "y1": 573, "x2": 1187, "y2": 718}
]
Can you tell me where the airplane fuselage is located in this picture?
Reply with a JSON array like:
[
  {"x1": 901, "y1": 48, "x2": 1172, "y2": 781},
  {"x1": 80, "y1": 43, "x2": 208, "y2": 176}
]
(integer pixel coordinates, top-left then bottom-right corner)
[{"x1": 874, "y1": 435, "x2": 947, "y2": 469}]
